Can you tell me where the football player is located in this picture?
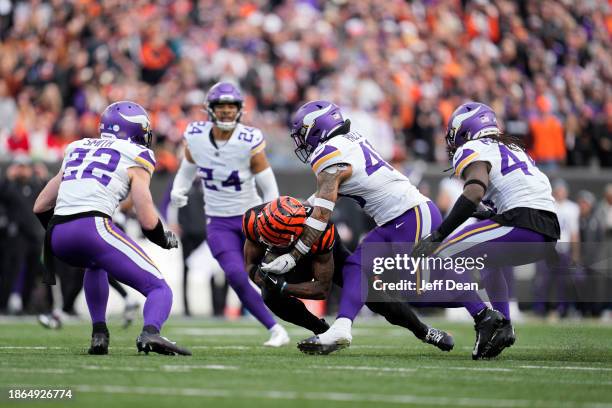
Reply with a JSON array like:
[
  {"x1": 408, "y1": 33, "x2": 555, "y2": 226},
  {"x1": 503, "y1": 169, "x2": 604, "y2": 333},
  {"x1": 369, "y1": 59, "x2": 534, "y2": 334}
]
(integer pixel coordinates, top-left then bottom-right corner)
[
  {"x1": 170, "y1": 82, "x2": 289, "y2": 346},
  {"x1": 33, "y1": 101, "x2": 191, "y2": 356},
  {"x1": 262, "y1": 101, "x2": 502, "y2": 356},
  {"x1": 243, "y1": 196, "x2": 454, "y2": 352},
  {"x1": 411, "y1": 101, "x2": 561, "y2": 359}
]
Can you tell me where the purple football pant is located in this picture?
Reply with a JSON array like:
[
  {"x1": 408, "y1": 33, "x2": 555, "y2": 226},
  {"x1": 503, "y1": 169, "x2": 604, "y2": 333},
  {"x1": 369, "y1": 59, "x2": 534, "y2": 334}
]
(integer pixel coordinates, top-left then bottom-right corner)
[
  {"x1": 50, "y1": 216, "x2": 172, "y2": 331},
  {"x1": 436, "y1": 219, "x2": 552, "y2": 320},
  {"x1": 338, "y1": 201, "x2": 487, "y2": 321},
  {"x1": 207, "y1": 215, "x2": 276, "y2": 329}
]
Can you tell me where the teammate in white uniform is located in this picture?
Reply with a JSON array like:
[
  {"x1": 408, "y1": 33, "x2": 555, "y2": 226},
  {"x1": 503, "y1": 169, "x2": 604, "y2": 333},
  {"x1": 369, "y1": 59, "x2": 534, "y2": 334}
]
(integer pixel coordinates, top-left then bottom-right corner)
[
  {"x1": 263, "y1": 100, "x2": 498, "y2": 357},
  {"x1": 33, "y1": 101, "x2": 190, "y2": 356},
  {"x1": 171, "y1": 82, "x2": 289, "y2": 346},
  {"x1": 411, "y1": 101, "x2": 560, "y2": 358}
]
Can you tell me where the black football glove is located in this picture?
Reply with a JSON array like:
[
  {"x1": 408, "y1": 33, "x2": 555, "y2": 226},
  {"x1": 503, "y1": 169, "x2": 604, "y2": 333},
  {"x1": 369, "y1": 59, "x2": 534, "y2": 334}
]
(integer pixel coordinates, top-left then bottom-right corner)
[
  {"x1": 260, "y1": 269, "x2": 288, "y2": 295},
  {"x1": 162, "y1": 230, "x2": 179, "y2": 249},
  {"x1": 410, "y1": 230, "x2": 443, "y2": 258}
]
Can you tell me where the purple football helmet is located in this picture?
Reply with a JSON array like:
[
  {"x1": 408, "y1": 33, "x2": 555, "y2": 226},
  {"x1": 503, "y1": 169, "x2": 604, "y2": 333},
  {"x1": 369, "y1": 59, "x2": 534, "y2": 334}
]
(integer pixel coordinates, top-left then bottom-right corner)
[
  {"x1": 290, "y1": 100, "x2": 348, "y2": 163},
  {"x1": 206, "y1": 82, "x2": 244, "y2": 131},
  {"x1": 445, "y1": 102, "x2": 500, "y2": 157},
  {"x1": 99, "y1": 101, "x2": 153, "y2": 148}
]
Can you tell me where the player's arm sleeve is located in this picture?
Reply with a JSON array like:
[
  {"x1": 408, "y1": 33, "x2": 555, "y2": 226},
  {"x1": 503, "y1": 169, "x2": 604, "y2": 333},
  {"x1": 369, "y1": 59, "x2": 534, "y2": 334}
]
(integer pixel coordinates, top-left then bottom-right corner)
[
  {"x1": 254, "y1": 167, "x2": 279, "y2": 202},
  {"x1": 172, "y1": 158, "x2": 197, "y2": 195},
  {"x1": 452, "y1": 146, "x2": 481, "y2": 178}
]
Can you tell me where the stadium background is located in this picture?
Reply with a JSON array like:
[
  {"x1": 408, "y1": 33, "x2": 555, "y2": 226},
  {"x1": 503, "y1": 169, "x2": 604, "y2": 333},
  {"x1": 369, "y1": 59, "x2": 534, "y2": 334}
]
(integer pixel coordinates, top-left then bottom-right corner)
[{"x1": 0, "y1": 0, "x2": 611, "y2": 318}]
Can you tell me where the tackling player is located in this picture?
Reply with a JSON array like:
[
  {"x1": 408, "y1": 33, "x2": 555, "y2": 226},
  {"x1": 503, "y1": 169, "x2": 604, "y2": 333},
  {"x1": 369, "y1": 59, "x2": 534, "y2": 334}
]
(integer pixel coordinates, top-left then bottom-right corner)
[
  {"x1": 33, "y1": 101, "x2": 191, "y2": 356},
  {"x1": 411, "y1": 101, "x2": 560, "y2": 359},
  {"x1": 242, "y1": 196, "x2": 454, "y2": 352},
  {"x1": 262, "y1": 101, "x2": 503, "y2": 357},
  {"x1": 170, "y1": 82, "x2": 289, "y2": 346}
]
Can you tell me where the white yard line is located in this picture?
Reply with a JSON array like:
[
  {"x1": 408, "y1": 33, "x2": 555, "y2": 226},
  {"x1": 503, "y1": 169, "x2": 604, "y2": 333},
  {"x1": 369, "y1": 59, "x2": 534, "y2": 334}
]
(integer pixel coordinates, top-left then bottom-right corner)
[
  {"x1": 0, "y1": 367, "x2": 73, "y2": 374},
  {"x1": 308, "y1": 365, "x2": 417, "y2": 373},
  {"x1": 70, "y1": 384, "x2": 608, "y2": 408}
]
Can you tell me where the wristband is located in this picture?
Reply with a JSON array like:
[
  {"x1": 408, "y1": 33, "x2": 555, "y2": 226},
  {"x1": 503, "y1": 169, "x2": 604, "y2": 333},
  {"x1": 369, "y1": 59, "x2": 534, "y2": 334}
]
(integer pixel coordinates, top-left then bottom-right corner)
[
  {"x1": 313, "y1": 197, "x2": 335, "y2": 211},
  {"x1": 305, "y1": 216, "x2": 327, "y2": 231},
  {"x1": 142, "y1": 219, "x2": 167, "y2": 247},
  {"x1": 295, "y1": 239, "x2": 310, "y2": 255},
  {"x1": 464, "y1": 179, "x2": 487, "y2": 193}
]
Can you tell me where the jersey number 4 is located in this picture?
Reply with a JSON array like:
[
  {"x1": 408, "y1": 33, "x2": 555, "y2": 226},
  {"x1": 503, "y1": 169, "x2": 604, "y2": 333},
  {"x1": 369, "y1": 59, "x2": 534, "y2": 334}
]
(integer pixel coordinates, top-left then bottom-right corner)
[
  {"x1": 499, "y1": 145, "x2": 532, "y2": 176},
  {"x1": 198, "y1": 167, "x2": 241, "y2": 191},
  {"x1": 360, "y1": 141, "x2": 392, "y2": 176},
  {"x1": 62, "y1": 148, "x2": 120, "y2": 187}
]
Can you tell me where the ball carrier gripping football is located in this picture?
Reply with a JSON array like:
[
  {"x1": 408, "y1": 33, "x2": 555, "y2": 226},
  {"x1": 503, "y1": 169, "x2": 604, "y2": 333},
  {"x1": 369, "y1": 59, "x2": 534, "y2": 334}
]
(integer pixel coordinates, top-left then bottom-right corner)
[{"x1": 244, "y1": 197, "x2": 454, "y2": 352}]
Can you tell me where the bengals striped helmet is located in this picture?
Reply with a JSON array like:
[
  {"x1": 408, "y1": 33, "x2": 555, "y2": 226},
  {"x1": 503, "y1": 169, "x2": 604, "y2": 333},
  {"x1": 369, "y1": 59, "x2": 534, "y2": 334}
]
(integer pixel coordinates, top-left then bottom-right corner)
[{"x1": 256, "y1": 196, "x2": 307, "y2": 248}]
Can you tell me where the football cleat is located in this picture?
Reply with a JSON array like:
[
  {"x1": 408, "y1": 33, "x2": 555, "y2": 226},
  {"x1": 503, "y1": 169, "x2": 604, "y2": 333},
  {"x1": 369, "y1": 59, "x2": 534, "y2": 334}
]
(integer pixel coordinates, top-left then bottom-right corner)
[
  {"x1": 297, "y1": 335, "x2": 351, "y2": 355},
  {"x1": 37, "y1": 313, "x2": 62, "y2": 330},
  {"x1": 483, "y1": 319, "x2": 516, "y2": 359},
  {"x1": 422, "y1": 327, "x2": 454, "y2": 352},
  {"x1": 136, "y1": 332, "x2": 192, "y2": 356},
  {"x1": 264, "y1": 324, "x2": 290, "y2": 347},
  {"x1": 122, "y1": 300, "x2": 140, "y2": 329},
  {"x1": 88, "y1": 332, "x2": 109, "y2": 355},
  {"x1": 472, "y1": 308, "x2": 505, "y2": 360}
]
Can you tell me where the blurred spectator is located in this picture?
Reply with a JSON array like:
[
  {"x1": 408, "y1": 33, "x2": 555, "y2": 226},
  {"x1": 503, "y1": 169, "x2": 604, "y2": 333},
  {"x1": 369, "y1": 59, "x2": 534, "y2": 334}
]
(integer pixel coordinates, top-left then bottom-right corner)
[
  {"x1": 528, "y1": 96, "x2": 566, "y2": 170},
  {"x1": 0, "y1": 0, "x2": 609, "y2": 168}
]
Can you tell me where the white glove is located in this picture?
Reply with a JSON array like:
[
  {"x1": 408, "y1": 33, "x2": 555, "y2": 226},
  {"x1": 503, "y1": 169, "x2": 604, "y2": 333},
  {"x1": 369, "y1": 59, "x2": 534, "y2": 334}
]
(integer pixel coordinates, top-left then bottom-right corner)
[
  {"x1": 170, "y1": 191, "x2": 189, "y2": 208},
  {"x1": 261, "y1": 253, "x2": 296, "y2": 275}
]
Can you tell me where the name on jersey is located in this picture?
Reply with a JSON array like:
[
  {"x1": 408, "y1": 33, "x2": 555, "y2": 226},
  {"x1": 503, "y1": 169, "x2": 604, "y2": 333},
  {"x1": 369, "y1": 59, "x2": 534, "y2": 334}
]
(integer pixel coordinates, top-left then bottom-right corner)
[{"x1": 82, "y1": 139, "x2": 116, "y2": 148}]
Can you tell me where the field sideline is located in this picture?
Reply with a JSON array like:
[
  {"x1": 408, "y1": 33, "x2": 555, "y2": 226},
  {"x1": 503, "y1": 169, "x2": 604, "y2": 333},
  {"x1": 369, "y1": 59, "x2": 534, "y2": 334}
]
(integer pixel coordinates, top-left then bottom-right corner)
[{"x1": 1, "y1": 318, "x2": 612, "y2": 408}]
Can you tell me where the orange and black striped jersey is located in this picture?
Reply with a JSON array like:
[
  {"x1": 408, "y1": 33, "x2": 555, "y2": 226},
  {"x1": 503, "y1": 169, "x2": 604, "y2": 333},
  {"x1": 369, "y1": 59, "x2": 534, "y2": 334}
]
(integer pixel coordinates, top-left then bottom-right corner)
[{"x1": 242, "y1": 203, "x2": 335, "y2": 255}]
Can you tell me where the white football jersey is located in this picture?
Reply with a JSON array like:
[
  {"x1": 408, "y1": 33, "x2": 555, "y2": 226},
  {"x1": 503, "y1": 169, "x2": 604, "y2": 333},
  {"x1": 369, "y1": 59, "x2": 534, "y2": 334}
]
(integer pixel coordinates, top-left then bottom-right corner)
[
  {"x1": 452, "y1": 138, "x2": 555, "y2": 214},
  {"x1": 184, "y1": 121, "x2": 266, "y2": 217},
  {"x1": 309, "y1": 131, "x2": 428, "y2": 226},
  {"x1": 55, "y1": 138, "x2": 156, "y2": 217}
]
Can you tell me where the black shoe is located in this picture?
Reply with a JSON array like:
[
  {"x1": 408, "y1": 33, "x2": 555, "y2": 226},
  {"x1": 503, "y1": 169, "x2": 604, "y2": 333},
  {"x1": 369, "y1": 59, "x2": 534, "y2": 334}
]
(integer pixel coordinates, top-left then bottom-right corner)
[
  {"x1": 297, "y1": 335, "x2": 351, "y2": 355},
  {"x1": 88, "y1": 332, "x2": 109, "y2": 355},
  {"x1": 422, "y1": 327, "x2": 454, "y2": 352},
  {"x1": 472, "y1": 308, "x2": 505, "y2": 360},
  {"x1": 136, "y1": 332, "x2": 192, "y2": 356},
  {"x1": 484, "y1": 319, "x2": 516, "y2": 358},
  {"x1": 313, "y1": 319, "x2": 331, "y2": 335}
]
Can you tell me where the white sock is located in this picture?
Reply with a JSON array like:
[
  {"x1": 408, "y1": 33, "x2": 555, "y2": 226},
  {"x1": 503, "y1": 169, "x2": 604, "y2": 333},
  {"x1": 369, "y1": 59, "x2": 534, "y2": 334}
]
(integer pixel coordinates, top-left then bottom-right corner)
[
  {"x1": 269, "y1": 324, "x2": 283, "y2": 333},
  {"x1": 331, "y1": 317, "x2": 352, "y2": 332}
]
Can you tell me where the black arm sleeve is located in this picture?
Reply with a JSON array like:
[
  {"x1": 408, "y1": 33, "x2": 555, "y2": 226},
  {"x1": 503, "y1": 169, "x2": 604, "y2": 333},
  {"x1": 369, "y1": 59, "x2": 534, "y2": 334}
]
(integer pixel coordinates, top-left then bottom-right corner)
[
  {"x1": 142, "y1": 219, "x2": 166, "y2": 247},
  {"x1": 436, "y1": 194, "x2": 478, "y2": 240}
]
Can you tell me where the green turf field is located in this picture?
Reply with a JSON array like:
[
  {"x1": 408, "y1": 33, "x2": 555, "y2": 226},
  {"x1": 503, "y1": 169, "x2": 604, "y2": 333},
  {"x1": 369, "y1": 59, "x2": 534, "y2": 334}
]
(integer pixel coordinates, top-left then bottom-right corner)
[{"x1": 1, "y1": 318, "x2": 612, "y2": 408}]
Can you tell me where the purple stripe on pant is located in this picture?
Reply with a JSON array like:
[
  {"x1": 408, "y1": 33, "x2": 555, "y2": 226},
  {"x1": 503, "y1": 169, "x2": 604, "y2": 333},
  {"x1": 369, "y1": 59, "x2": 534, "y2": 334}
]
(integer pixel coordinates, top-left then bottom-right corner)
[
  {"x1": 338, "y1": 201, "x2": 487, "y2": 321},
  {"x1": 207, "y1": 215, "x2": 276, "y2": 329},
  {"x1": 50, "y1": 216, "x2": 172, "y2": 331}
]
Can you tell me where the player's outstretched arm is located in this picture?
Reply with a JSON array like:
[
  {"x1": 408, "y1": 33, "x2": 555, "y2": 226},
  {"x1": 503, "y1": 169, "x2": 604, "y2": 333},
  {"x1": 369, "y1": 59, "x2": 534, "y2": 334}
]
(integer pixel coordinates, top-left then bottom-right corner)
[
  {"x1": 170, "y1": 146, "x2": 197, "y2": 208},
  {"x1": 261, "y1": 164, "x2": 351, "y2": 274},
  {"x1": 251, "y1": 151, "x2": 279, "y2": 202},
  {"x1": 129, "y1": 167, "x2": 178, "y2": 249}
]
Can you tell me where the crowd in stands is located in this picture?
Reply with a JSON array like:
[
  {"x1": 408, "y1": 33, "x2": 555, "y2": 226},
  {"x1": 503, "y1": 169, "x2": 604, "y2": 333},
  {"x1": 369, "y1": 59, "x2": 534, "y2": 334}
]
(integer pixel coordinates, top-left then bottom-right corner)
[{"x1": 0, "y1": 0, "x2": 610, "y2": 170}]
